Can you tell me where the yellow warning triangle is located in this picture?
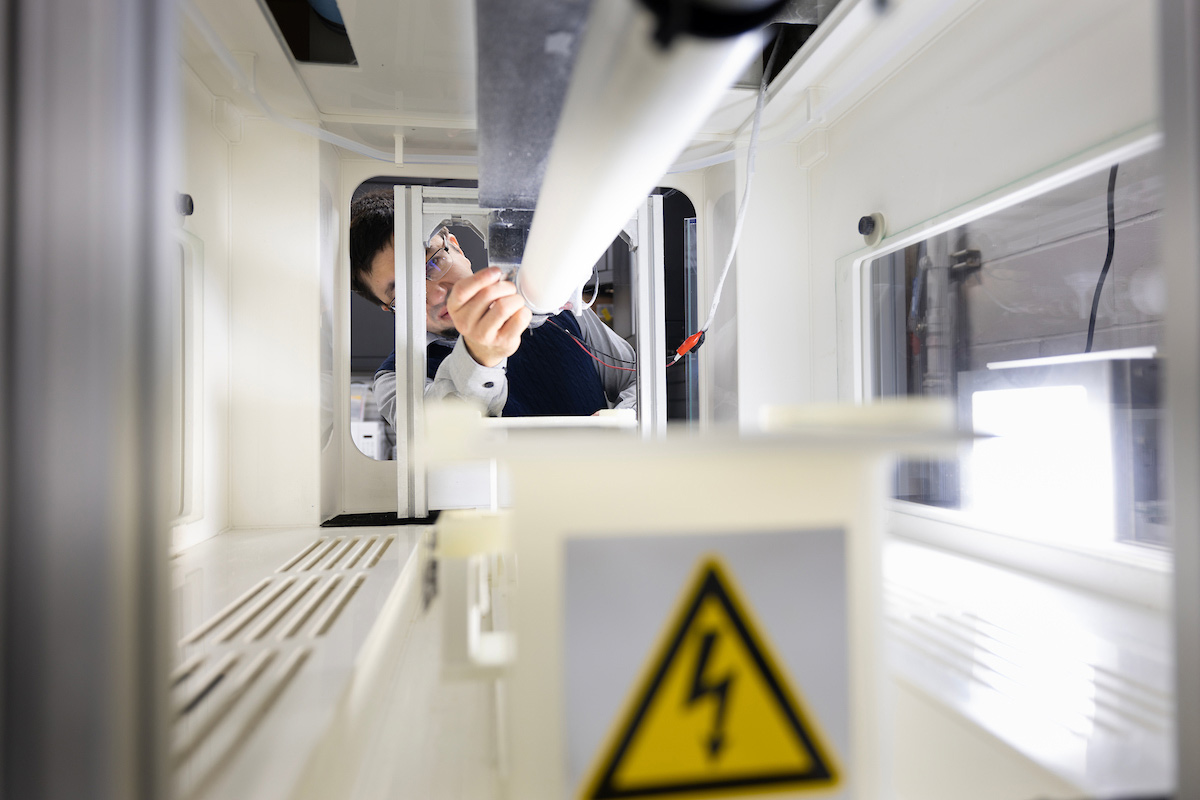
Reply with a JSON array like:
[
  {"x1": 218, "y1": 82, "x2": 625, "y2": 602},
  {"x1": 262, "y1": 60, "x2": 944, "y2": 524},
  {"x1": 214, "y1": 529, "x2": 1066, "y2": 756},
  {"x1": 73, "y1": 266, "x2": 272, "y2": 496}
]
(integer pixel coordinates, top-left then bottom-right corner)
[{"x1": 581, "y1": 558, "x2": 840, "y2": 800}]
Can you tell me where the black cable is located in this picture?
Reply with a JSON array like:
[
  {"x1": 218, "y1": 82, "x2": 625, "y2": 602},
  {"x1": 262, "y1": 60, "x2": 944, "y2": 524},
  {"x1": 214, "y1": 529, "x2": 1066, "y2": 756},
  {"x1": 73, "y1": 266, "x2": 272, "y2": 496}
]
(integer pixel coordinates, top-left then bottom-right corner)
[
  {"x1": 543, "y1": 316, "x2": 638, "y2": 367},
  {"x1": 1085, "y1": 164, "x2": 1119, "y2": 353}
]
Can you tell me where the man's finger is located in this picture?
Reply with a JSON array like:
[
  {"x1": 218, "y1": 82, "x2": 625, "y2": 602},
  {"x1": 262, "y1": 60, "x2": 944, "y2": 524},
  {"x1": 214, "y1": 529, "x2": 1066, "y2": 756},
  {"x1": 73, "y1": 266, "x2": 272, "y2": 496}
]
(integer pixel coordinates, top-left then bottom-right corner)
[
  {"x1": 452, "y1": 282, "x2": 521, "y2": 333},
  {"x1": 496, "y1": 305, "x2": 533, "y2": 342},
  {"x1": 473, "y1": 294, "x2": 528, "y2": 342},
  {"x1": 446, "y1": 267, "x2": 509, "y2": 313}
]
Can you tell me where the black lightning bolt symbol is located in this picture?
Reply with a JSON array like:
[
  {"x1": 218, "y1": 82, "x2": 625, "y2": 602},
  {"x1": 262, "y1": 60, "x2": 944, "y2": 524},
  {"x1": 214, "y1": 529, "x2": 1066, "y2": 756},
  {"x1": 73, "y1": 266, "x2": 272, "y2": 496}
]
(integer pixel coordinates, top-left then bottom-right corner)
[{"x1": 686, "y1": 630, "x2": 734, "y2": 760}]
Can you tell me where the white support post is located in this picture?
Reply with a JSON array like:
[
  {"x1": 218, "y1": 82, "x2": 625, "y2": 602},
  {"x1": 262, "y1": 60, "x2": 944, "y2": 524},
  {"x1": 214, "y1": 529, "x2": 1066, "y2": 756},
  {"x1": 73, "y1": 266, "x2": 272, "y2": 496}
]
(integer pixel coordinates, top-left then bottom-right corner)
[{"x1": 635, "y1": 196, "x2": 668, "y2": 438}]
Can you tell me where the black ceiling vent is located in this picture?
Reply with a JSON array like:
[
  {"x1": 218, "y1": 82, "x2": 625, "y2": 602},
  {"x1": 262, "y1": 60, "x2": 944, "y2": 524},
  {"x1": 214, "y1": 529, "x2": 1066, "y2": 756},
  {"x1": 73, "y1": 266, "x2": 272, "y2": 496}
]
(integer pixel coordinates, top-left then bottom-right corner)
[{"x1": 262, "y1": 0, "x2": 358, "y2": 66}]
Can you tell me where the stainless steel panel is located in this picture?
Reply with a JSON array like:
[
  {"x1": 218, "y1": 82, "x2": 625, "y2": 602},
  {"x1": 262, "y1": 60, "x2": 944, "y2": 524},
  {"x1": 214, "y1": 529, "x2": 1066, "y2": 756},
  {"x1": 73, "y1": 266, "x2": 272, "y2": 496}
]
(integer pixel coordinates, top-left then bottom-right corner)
[
  {"x1": 1, "y1": 0, "x2": 175, "y2": 796},
  {"x1": 1160, "y1": 1, "x2": 1200, "y2": 797},
  {"x1": 474, "y1": 0, "x2": 592, "y2": 209}
]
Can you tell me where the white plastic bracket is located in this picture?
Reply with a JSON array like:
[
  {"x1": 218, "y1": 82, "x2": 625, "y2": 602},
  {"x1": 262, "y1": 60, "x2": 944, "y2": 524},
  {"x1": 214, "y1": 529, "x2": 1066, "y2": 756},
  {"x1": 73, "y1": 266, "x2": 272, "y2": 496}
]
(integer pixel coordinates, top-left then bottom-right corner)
[{"x1": 436, "y1": 510, "x2": 516, "y2": 679}]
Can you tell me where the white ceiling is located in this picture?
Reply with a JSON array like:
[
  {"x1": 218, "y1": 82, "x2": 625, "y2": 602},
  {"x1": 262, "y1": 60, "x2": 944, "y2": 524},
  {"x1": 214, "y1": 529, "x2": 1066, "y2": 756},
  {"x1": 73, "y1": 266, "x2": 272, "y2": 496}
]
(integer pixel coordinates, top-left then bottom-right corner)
[{"x1": 181, "y1": 0, "x2": 756, "y2": 162}]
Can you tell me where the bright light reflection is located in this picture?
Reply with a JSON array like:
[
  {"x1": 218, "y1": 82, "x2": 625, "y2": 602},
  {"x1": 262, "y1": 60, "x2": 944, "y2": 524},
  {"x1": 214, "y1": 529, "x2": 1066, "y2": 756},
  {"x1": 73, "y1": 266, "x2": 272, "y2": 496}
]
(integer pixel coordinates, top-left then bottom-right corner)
[{"x1": 965, "y1": 385, "x2": 1116, "y2": 545}]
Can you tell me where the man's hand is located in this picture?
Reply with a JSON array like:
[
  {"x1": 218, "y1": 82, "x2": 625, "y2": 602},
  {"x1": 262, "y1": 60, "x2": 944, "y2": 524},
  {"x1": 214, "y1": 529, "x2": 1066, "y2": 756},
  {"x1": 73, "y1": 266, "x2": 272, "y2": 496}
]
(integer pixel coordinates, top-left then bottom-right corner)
[{"x1": 446, "y1": 267, "x2": 532, "y2": 367}]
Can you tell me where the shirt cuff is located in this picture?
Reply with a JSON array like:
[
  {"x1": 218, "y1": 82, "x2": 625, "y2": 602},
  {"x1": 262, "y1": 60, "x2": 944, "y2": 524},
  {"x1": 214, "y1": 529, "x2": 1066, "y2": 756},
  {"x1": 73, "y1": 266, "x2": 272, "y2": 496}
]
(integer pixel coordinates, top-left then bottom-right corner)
[{"x1": 434, "y1": 338, "x2": 509, "y2": 415}]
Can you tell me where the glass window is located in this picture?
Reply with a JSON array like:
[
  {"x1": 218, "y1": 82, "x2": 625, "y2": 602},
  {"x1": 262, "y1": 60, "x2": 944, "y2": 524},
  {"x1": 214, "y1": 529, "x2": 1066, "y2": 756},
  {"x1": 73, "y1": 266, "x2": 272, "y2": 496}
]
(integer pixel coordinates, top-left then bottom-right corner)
[{"x1": 868, "y1": 149, "x2": 1167, "y2": 551}]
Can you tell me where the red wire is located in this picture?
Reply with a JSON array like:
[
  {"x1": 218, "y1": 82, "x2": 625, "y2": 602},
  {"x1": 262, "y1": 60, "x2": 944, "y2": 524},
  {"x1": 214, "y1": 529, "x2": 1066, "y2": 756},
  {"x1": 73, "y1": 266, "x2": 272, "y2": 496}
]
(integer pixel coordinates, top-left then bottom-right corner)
[
  {"x1": 562, "y1": 332, "x2": 638, "y2": 372},
  {"x1": 545, "y1": 316, "x2": 639, "y2": 372}
]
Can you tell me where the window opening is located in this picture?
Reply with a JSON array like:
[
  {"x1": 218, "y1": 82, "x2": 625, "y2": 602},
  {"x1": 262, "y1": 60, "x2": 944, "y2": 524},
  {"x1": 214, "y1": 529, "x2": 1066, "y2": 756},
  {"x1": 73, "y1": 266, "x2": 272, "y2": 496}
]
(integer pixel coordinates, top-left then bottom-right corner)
[
  {"x1": 263, "y1": 0, "x2": 357, "y2": 65},
  {"x1": 347, "y1": 180, "x2": 699, "y2": 459},
  {"x1": 867, "y1": 149, "x2": 1168, "y2": 551}
]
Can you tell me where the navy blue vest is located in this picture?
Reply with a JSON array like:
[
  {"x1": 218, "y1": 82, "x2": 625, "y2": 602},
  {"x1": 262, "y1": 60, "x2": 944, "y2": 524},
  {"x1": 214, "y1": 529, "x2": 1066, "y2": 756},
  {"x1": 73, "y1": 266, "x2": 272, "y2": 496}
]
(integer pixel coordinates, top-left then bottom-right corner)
[{"x1": 378, "y1": 311, "x2": 610, "y2": 417}]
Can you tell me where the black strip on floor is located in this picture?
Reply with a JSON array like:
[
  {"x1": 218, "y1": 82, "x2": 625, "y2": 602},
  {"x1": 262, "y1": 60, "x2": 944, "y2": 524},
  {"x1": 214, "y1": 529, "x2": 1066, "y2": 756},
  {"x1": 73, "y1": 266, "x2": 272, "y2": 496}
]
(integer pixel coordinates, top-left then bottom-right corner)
[{"x1": 320, "y1": 511, "x2": 440, "y2": 528}]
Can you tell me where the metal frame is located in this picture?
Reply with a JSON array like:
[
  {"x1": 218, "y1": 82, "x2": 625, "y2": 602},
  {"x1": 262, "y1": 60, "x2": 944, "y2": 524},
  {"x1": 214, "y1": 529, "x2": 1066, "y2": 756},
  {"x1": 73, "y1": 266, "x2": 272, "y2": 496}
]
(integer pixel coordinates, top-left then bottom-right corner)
[
  {"x1": 635, "y1": 195, "x2": 668, "y2": 438},
  {"x1": 1, "y1": 0, "x2": 174, "y2": 796},
  {"x1": 1161, "y1": 1, "x2": 1200, "y2": 796},
  {"x1": 393, "y1": 186, "x2": 428, "y2": 518},
  {"x1": 0, "y1": 0, "x2": 9, "y2": 790}
]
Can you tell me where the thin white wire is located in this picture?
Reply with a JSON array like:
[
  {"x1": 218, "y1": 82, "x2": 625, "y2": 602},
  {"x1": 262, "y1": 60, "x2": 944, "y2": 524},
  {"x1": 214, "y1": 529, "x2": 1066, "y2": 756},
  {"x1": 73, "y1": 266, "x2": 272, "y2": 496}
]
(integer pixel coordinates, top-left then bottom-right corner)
[
  {"x1": 699, "y1": 41, "x2": 777, "y2": 335},
  {"x1": 581, "y1": 269, "x2": 602, "y2": 311},
  {"x1": 668, "y1": 0, "x2": 956, "y2": 175}
]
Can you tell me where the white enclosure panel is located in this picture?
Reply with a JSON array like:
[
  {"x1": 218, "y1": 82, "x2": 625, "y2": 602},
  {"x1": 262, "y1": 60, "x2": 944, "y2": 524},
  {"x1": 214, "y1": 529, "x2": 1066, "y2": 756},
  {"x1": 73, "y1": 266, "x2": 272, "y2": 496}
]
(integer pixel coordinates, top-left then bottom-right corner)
[
  {"x1": 702, "y1": 161, "x2": 741, "y2": 424},
  {"x1": 734, "y1": 140, "x2": 810, "y2": 427},
  {"x1": 228, "y1": 120, "x2": 322, "y2": 527},
  {"x1": 319, "y1": 141, "x2": 343, "y2": 520},
  {"x1": 174, "y1": 64, "x2": 234, "y2": 549}
]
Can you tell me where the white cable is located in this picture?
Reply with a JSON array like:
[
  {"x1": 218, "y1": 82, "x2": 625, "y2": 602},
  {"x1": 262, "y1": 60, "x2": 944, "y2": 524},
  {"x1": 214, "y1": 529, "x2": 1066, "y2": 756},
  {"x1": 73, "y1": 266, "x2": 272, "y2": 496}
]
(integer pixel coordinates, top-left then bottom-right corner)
[
  {"x1": 180, "y1": 0, "x2": 478, "y2": 166},
  {"x1": 698, "y1": 39, "x2": 777, "y2": 336},
  {"x1": 581, "y1": 269, "x2": 602, "y2": 311}
]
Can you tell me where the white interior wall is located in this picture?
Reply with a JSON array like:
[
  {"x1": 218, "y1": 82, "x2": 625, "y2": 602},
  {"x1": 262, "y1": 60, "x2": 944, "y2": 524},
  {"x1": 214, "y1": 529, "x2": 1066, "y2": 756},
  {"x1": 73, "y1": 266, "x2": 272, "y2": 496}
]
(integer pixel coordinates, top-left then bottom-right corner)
[
  {"x1": 700, "y1": 161, "x2": 741, "y2": 424},
  {"x1": 227, "y1": 118, "x2": 322, "y2": 527},
  {"x1": 733, "y1": 140, "x2": 810, "y2": 427},
  {"x1": 173, "y1": 64, "x2": 234, "y2": 548},
  {"x1": 319, "y1": 141, "x2": 342, "y2": 521}
]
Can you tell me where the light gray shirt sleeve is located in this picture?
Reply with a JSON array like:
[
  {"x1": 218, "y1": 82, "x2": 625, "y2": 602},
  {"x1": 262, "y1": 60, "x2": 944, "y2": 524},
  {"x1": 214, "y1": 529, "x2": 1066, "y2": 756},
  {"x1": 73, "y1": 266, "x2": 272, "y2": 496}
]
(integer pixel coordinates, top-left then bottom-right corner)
[
  {"x1": 371, "y1": 338, "x2": 507, "y2": 427},
  {"x1": 426, "y1": 337, "x2": 509, "y2": 416},
  {"x1": 372, "y1": 368, "x2": 398, "y2": 430},
  {"x1": 577, "y1": 308, "x2": 638, "y2": 410}
]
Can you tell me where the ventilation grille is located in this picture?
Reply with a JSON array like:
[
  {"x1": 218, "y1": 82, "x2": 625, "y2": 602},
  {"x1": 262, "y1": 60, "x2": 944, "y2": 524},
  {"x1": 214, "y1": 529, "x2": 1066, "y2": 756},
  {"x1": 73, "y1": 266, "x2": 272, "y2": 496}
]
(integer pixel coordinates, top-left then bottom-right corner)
[
  {"x1": 172, "y1": 535, "x2": 397, "y2": 795},
  {"x1": 886, "y1": 579, "x2": 1172, "y2": 740}
]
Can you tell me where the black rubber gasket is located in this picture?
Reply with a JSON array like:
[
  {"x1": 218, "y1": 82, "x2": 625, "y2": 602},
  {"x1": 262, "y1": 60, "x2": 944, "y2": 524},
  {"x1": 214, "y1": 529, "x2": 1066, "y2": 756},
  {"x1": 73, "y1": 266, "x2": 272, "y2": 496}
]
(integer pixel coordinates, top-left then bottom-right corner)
[{"x1": 637, "y1": 0, "x2": 789, "y2": 47}]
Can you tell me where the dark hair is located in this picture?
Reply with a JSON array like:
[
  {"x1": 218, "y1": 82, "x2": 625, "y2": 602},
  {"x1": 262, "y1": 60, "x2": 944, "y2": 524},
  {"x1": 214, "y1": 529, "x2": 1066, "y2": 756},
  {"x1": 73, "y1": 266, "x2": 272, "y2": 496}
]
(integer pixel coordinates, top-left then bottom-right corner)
[{"x1": 349, "y1": 190, "x2": 395, "y2": 305}]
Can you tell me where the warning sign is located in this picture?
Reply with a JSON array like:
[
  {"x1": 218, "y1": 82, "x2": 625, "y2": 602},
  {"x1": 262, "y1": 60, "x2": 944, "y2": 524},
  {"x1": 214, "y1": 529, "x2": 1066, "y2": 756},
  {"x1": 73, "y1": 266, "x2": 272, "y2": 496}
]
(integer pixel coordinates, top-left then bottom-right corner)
[{"x1": 580, "y1": 558, "x2": 840, "y2": 799}]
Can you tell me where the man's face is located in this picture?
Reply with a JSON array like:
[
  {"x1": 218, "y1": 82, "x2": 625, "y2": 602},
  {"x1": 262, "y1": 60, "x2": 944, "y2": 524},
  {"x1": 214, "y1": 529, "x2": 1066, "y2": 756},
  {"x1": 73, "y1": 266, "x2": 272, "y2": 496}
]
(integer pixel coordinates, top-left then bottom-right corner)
[
  {"x1": 423, "y1": 229, "x2": 473, "y2": 336},
  {"x1": 362, "y1": 231, "x2": 473, "y2": 336}
]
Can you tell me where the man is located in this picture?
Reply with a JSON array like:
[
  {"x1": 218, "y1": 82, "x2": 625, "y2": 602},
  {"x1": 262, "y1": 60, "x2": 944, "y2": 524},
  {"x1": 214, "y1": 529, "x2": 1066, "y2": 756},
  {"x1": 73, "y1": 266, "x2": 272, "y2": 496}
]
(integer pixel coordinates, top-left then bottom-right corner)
[{"x1": 349, "y1": 191, "x2": 637, "y2": 426}]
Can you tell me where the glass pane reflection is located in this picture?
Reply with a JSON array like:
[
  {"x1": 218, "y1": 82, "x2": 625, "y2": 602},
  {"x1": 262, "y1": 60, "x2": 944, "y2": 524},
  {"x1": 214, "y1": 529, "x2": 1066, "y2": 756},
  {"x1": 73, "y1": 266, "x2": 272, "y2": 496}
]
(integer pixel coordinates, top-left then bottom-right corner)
[{"x1": 868, "y1": 150, "x2": 1168, "y2": 550}]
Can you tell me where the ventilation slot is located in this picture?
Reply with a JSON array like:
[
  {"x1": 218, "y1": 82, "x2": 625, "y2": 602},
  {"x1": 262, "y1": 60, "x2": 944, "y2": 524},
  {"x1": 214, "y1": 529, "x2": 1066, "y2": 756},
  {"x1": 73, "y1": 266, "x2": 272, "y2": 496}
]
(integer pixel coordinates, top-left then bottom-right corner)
[
  {"x1": 296, "y1": 537, "x2": 342, "y2": 570},
  {"x1": 175, "y1": 652, "x2": 240, "y2": 717},
  {"x1": 312, "y1": 574, "x2": 366, "y2": 636},
  {"x1": 366, "y1": 534, "x2": 395, "y2": 568},
  {"x1": 277, "y1": 538, "x2": 326, "y2": 572},
  {"x1": 172, "y1": 649, "x2": 278, "y2": 765},
  {"x1": 213, "y1": 578, "x2": 297, "y2": 643},
  {"x1": 180, "y1": 579, "x2": 271, "y2": 645},
  {"x1": 278, "y1": 576, "x2": 343, "y2": 639},
  {"x1": 175, "y1": 649, "x2": 311, "y2": 800},
  {"x1": 276, "y1": 534, "x2": 396, "y2": 573},
  {"x1": 171, "y1": 653, "x2": 206, "y2": 685},
  {"x1": 343, "y1": 535, "x2": 378, "y2": 569},
  {"x1": 245, "y1": 576, "x2": 320, "y2": 642},
  {"x1": 324, "y1": 536, "x2": 359, "y2": 569}
]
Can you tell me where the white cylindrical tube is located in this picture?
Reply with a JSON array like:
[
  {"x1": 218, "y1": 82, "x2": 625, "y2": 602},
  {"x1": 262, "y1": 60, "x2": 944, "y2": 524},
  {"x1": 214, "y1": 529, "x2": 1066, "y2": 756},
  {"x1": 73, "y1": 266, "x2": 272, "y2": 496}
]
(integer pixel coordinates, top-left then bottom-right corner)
[{"x1": 516, "y1": 0, "x2": 764, "y2": 313}]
